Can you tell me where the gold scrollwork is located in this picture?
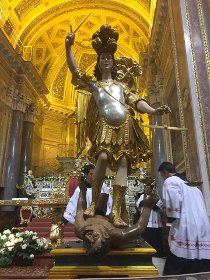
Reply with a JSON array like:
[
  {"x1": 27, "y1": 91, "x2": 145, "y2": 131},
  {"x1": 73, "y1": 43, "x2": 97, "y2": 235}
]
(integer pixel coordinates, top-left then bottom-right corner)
[
  {"x1": 20, "y1": 206, "x2": 33, "y2": 224},
  {"x1": 0, "y1": 199, "x2": 68, "y2": 206}
]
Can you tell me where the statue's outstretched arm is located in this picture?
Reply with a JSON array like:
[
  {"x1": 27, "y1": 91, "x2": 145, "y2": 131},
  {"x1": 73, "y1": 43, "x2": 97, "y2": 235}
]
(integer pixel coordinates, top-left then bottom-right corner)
[
  {"x1": 113, "y1": 193, "x2": 158, "y2": 243},
  {"x1": 65, "y1": 32, "x2": 79, "y2": 73},
  {"x1": 115, "y1": 206, "x2": 152, "y2": 242},
  {"x1": 136, "y1": 100, "x2": 171, "y2": 115}
]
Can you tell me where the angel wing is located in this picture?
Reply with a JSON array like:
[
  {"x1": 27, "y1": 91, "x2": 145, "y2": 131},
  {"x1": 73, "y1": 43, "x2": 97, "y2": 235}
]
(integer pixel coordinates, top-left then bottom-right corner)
[
  {"x1": 76, "y1": 88, "x2": 92, "y2": 157},
  {"x1": 115, "y1": 57, "x2": 142, "y2": 91},
  {"x1": 77, "y1": 91, "x2": 99, "y2": 157}
]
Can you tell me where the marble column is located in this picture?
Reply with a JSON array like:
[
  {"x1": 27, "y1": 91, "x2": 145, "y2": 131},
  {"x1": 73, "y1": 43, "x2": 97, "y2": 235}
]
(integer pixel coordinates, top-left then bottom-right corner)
[
  {"x1": 2, "y1": 110, "x2": 24, "y2": 204},
  {"x1": 0, "y1": 106, "x2": 11, "y2": 188},
  {"x1": 18, "y1": 104, "x2": 35, "y2": 186},
  {"x1": 149, "y1": 79, "x2": 166, "y2": 197},
  {"x1": 2, "y1": 78, "x2": 28, "y2": 211}
]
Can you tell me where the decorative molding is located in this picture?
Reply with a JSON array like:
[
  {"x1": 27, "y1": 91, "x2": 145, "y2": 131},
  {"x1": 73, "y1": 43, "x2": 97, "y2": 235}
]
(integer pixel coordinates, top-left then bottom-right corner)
[
  {"x1": 168, "y1": 1, "x2": 191, "y2": 178},
  {"x1": 197, "y1": 0, "x2": 210, "y2": 78},
  {"x1": 3, "y1": 19, "x2": 14, "y2": 36},
  {"x1": 0, "y1": 30, "x2": 49, "y2": 107},
  {"x1": 24, "y1": 103, "x2": 36, "y2": 123},
  {"x1": 51, "y1": 62, "x2": 68, "y2": 100},
  {"x1": 14, "y1": 0, "x2": 42, "y2": 21},
  {"x1": 183, "y1": 0, "x2": 210, "y2": 182},
  {"x1": 18, "y1": 2, "x2": 149, "y2": 49},
  {"x1": 147, "y1": 0, "x2": 168, "y2": 59},
  {"x1": 6, "y1": 81, "x2": 28, "y2": 112}
]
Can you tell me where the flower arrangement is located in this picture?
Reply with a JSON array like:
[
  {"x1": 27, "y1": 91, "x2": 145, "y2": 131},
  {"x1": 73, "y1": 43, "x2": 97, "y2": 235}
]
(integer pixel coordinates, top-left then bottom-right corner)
[{"x1": 0, "y1": 228, "x2": 51, "y2": 267}]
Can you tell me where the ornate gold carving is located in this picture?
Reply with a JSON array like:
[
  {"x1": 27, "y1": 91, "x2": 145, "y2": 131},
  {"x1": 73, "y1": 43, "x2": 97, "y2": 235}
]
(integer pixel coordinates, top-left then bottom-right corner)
[
  {"x1": 41, "y1": 57, "x2": 56, "y2": 80},
  {"x1": 20, "y1": 206, "x2": 33, "y2": 224},
  {"x1": 51, "y1": 62, "x2": 68, "y2": 100},
  {"x1": 79, "y1": 53, "x2": 97, "y2": 72},
  {"x1": 3, "y1": 19, "x2": 13, "y2": 36},
  {"x1": 137, "y1": 0, "x2": 151, "y2": 11},
  {"x1": 19, "y1": 3, "x2": 149, "y2": 49},
  {"x1": 0, "y1": 199, "x2": 68, "y2": 206},
  {"x1": 24, "y1": 103, "x2": 36, "y2": 123},
  {"x1": 50, "y1": 223, "x2": 63, "y2": 249},
  {"x1": 6, "y1": 82, "x2": 29, "y2": 112},
  {"x1": 14, "y1": 0, "x2": 42, "y2": 21}
]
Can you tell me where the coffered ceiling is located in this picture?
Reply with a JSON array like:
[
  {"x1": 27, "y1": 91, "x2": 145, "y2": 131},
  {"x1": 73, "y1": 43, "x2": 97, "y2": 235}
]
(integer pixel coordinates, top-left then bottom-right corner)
[{"x1": 0, "y1": 0, "x2": 157, "y2": 111}]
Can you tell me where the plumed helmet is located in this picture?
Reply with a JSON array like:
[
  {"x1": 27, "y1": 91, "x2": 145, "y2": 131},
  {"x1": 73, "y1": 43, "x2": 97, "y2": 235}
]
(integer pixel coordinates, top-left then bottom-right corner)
[{"x1": 92, "y1": 24, "x2": 119, "y2": 55}]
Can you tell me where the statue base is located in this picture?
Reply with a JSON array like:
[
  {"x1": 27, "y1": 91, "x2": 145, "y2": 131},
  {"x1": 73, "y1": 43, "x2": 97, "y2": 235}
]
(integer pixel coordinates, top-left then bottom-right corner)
[{"x1": 49, "y1": 239, "x2": 158, "y2": 278}]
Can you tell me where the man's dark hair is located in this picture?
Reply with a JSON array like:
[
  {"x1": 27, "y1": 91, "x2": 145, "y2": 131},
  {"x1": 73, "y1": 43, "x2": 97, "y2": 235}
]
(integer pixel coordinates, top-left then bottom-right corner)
[
  {"x1": 82, "y1": 164, "x2": 95, "y2": 175},
  {"x1": 158, "y1": 162, "x2": 176, "y2": 173},
  {"x1": 87, "y1": 239, "x2": 111, "y2": 259},
  {"x1": 94, "y1": 53, "x2": 118, "y2": 81}
]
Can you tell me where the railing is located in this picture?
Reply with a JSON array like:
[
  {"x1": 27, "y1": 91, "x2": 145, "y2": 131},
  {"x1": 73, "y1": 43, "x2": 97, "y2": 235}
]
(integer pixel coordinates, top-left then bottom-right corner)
[{"x1": 0, "y1": 199, "x2": 68, "y2": 248}]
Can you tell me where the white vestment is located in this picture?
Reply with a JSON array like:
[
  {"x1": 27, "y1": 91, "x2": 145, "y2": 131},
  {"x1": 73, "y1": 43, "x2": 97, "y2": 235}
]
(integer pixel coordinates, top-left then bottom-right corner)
[
  {"x1": 136, "y1": 194, "x2": 163, "y2": 228},
  {"x1": 63, "y1": 183, "x2": 112, "y2": 224},
  {"x1": 162, "y1": 175, "x2": 210, "y2": 259}
]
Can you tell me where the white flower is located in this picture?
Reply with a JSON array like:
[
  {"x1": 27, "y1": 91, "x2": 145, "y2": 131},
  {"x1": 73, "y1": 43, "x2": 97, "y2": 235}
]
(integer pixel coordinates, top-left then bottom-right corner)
[
  {"x1": 32, "y1": 236, "x2": 37, "y2": 240},
  {"x1": 44, "y1": 245, "x2": 48, "y2": 250},
  {"x1": 0, "y1": 248, "x2": 5, "y2": 254},
  {"x1": 15, "y1": 232, "x2": 21, "y2": 238},
  {"x1": 9, "y1": 234, "x2": 15, "y2": 239},
  {"x1": 29, "y1": 254, "x2": 34, "y2": 259},
  {"x1": 6, "y1": 240, "x2": 15, "y2": 247},
  {"x1": 25, "y1": 231, "x2": 30, "y2": 235},
  {"x1": 22, "y1": 244, "x2": 27, "y2": 249},
  {"x1": 36, "y1": 238, "x2": 44, "y2": 247},
  {"x1": 14, "y1": 238, "x2": 20, "y2": 244},
  {"x1": 18, "y1": 237, "x2": 23, "y2": 243},
  {"x1": 1, "y1": 235, "x2": 7, "y2": 240},
  {"x1": 8, "y1": 245, "x2": 14, "y2": 251},
  {"x1": 3, "y1": 229, "x2": 11, "y2": 235},
  {"x1": 5, "y1": 241, "x2": 15, "y2": 251}
]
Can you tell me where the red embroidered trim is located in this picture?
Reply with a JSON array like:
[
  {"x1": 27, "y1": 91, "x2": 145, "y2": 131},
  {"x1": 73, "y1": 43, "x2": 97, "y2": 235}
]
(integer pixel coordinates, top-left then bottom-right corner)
[
  {"x1": 167, "y1": 207, "x2": 180, "y2": 212},
  {"x1": 170, "y1": 235, "x2": 210, "y2": 250}
]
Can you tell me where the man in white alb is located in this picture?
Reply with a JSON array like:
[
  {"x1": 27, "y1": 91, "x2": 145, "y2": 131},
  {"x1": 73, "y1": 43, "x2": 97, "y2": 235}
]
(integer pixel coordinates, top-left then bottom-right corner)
[
  {"x1": 159, "y1": 161, "x2": 210, "y2": 275},
  {"x1": 61, "y1": 164, "x2": 112, "y2": 225}
]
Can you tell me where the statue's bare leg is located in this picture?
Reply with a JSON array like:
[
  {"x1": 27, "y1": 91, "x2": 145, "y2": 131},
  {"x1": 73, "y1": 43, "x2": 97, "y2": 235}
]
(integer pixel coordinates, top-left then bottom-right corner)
[
  {"x1": 84, "y1": 151, "x2": 108, "y2": 217},
  {"x1": 110, "y1": 156, "x2": 128, "y2": 228}
]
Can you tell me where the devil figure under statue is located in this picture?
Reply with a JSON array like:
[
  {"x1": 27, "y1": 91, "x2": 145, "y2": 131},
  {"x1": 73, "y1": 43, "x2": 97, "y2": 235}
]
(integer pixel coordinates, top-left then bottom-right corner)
[{"x1": 74, "y1": 184, "x2": 158, "y2": 257}]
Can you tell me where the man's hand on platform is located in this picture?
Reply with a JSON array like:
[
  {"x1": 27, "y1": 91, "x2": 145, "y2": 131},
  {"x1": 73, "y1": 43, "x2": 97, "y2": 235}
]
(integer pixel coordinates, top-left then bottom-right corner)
[{"x1": 143, "y1": 186, "x2": 159, "y2": 209}]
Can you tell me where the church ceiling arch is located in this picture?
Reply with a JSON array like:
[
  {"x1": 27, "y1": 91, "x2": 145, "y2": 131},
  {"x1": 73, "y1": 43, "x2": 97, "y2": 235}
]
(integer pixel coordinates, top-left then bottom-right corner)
[{"x1": 0, "y1": 0, "x2": 157, "y2": 109}]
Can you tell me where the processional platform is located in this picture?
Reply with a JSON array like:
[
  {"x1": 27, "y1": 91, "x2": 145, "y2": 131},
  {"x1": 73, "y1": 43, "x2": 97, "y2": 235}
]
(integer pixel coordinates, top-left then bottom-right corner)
[{"x1": 49, "y1": 240, "x2": 158, "y2": 279}]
